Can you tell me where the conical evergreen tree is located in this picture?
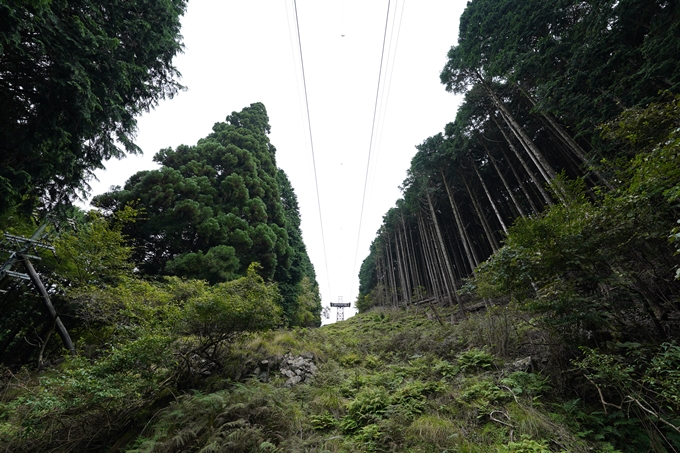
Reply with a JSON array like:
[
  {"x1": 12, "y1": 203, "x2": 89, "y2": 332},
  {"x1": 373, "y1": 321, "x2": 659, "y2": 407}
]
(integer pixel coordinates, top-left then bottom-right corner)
[{"x1": 95, "y1": 103, "x2": 319, "y2": 325}]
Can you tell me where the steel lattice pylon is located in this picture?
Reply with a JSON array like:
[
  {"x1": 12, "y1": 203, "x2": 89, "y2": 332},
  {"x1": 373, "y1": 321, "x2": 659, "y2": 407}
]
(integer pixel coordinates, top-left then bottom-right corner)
[{"x1": 330, "y1": 296, "x2": 350, "y2": 322}]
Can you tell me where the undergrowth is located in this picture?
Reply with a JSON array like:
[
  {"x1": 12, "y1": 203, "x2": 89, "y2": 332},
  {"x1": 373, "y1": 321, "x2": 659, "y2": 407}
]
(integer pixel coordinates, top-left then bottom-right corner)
[{"x1": 3, "y1": 304, "x2": 678, "y2": 451}]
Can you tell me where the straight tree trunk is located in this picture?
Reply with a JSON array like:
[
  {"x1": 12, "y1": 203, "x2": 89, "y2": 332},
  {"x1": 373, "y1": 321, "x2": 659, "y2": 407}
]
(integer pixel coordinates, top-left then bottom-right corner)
[
  {"x1": 425, "y1": 209, "x2": 459, "y2": 306},
  {"x1": 471, "y1": 158, "x2": 508, "y2": 233},
  {"x1": 446, "y1": 227, "x2": 467, "y2": 281},
  {"x1": 418, "y1": 212, "x2": 442, "y2": 304},
  {"x1": 398, "y1": 230, "x2": 412, "y2": 303},
  {"x1": 442, "y1": 172, "x2": 479, "y2": 271},
  {"x1": 492, "y1": 114, "x2": 554, "y2": 206},
  {"x1": 386, "y1": 239, "x2": 399, "y2": 306},
  {"x1": 393, "y1": 231, "x2": 410, "y2": 305},
  {"x1": 461, "y1": 173, "x2": 501, "y2": 251},
  {"x1": 497, "y1": 144, "x2": 540, "y2": 214},
  {"x1": 425, "y1": 217, "x2": 454, "y2": 306},
  {"x1": 483, "y1": 143, "x2": 527, "y2": 218},
  {"x1": 402, "y1": 217, "x2": 425, "y2": 297},
  {"x1": 460, "y1": 209, "x2": 482, "y2": 267},
  {"x1": 459, "y1": 205, "x2": 484, "y2": 265},
  {"x1": 497, "y1": 104, "x2": 570, "y2": 204},
  {"x1": 486, "y1": 85, "x2": 558, "y2": 183},
  {"x1": 425, "y1": 190, "x2": 466, "y2": 318},
  {"x1": 401, "y1": 216, "x2": 421, "y2": 299},
  {"x1": 515, "y1": 83, "x2": 615, "y2": 191},
  {"x1": 376, "y1": 254, "x2": 387, "y2": 307},
  {"x1": 420, "y1": 210, "x2": 447, "y2": 305},
  {"x1": 380, "y1": 249, "x2": 392, "y2": 307}
]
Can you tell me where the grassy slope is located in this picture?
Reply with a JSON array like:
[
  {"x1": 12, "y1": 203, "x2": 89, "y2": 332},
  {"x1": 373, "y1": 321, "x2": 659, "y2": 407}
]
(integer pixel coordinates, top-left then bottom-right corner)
[{"x1": 126, "y1": 305, "x2": 609, "y2": 453}]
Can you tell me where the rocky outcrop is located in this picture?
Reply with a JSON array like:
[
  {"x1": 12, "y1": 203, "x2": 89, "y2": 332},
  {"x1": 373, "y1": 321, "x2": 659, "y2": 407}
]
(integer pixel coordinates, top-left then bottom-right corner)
[
  {"x1": 252, "y1": 352, "x2": 318, "y2": 386},
  {"x1": 279, "y1": 353, "x2": 318, "y2": 386},
  {"x1": 510, "y1": 356, "x2": 532, "y2": 372}
]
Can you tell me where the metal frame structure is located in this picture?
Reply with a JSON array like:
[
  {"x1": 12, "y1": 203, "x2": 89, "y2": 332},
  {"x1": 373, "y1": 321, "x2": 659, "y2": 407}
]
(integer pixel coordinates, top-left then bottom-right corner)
[
  {"x1": 0, "y1": 223, "x2": 75, "y2": 354},
  {"x1": 330, "y1": 296, "x2": 351, "y2": 322}
]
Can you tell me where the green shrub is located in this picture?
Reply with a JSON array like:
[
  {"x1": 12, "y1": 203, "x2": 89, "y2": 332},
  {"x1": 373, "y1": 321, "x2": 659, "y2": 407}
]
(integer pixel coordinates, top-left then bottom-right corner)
[
  {"x1": 129, "y1": 383, "x2": 302, "y2": 453},
  {"x1": 310, "y1": 412, "x2": 338, "y2": 431},
  {"x1": 339, "y1": 352, "x2": 363, "y2": 367},
  {"x1": 341, "y1": 387, "x2": 390, "y2": 432},
  {"x1": 355, "y1": 423, "x2": 382, "y2": 451},
  {"x1": 500, "y1": 372, "x2": 549, "y2": 400},
  {"x1": 497, "y1": 436, "x2": 551, "y2": 453},
  {"x1": 461, "y1": 378, "x2": 508, "y2": 412},
  {"x1": 310, "y1": 386, "x2": 348, "y2": 418},
  {"x1": 433, "y1": 359, "x2": 460, "y2": 379},
  {"x1": 574, "y1": 344, "x2": 680, "y2": 452},
  {"x1": 181, "y1": 263, "x2": 282, "y2": 343},
  {"x1": 458, "y1": 349, "x2": 495, "y2": 372}
]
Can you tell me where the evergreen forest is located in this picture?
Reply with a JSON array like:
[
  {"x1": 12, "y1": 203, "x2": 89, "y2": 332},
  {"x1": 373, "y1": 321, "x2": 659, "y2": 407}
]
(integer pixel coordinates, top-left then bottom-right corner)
[{"x1": 1, "y1": 0, "x2": 680, "y2": 451}]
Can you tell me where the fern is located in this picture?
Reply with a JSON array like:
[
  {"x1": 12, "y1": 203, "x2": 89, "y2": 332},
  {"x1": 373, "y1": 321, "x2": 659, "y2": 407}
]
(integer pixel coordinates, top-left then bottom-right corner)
[{"x1": 127, "y1": 383, "x2": 303, "y2": 452}]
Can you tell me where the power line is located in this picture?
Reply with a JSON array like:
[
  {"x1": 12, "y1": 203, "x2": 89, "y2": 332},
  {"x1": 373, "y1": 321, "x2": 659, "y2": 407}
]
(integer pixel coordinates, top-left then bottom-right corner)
[
  {"x1": 284, "y1": 1, "x2": 306, "y2": 143},
  {"x1": 368, "y1": 0, "x2": 406, "y2": 207},
  {"x1": 349, "y1": 0, "x2": 392, "y2": 299},
  {"x1": 292, "y1": 0, "x2": 332, "y2": 302}
]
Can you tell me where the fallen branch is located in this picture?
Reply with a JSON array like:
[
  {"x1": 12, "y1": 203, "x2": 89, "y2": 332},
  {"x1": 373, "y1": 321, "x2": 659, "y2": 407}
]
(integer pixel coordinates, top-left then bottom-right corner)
[
  {"x1": 623, "y1": 396, "x2": 680, "y2": 434},
  {"x1": 500, "y1": 384, "x2": 520, "y2": 405},
  {"x1": 584, "y1": 375, "x2": 622, "y2": 415},
  {"x1": 490, "y1": 410, "x2": 515, "y2": 442},
  {"x1": 583, "y1": 375, "x2": 680, "y2": 434}
]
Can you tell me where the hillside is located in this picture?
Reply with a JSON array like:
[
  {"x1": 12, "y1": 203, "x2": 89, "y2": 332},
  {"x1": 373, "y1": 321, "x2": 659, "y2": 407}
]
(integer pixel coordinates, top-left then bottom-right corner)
[{"x1": 4, "y1": 300, "x2": 677, "y2": 452}]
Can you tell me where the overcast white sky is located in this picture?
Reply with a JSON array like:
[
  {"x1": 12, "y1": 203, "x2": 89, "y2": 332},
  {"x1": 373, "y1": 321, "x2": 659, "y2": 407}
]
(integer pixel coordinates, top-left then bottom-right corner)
[{"x1": 87, "y1": 0, "x2": 466, "y2": 322}]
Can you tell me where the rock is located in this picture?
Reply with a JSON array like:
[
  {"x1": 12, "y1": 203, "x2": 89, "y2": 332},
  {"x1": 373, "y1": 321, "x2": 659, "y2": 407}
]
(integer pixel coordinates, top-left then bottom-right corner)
[
  {"x1": 279, "y1": 352, "x2": 318, "y2": 386},
  {"x1": 511, "y1": 356, "x2": 532, "y2": 372},
  {"x1": 286, "y1": 375, "x2": 302, "y2": 386}
]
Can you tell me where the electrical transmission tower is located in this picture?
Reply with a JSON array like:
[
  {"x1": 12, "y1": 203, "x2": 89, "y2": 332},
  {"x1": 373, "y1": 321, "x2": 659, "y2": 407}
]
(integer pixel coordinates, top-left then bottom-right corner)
[
  {"x1": 0, "y1": 222, "x2": 75, "y2": 354},
  {"x1": 330, "y1": 296, "x2": 350, "y2": 322}
]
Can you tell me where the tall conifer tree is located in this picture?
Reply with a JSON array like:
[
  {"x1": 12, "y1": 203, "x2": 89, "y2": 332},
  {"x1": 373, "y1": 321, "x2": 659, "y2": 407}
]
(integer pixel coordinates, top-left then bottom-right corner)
[{"x1": 95, "y1": 103, "x2": 319, "y2": 325}]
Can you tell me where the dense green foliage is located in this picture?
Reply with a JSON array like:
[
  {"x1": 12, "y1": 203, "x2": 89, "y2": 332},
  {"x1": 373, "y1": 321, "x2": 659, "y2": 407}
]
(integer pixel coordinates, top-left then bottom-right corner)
[
  {"x1": 0, "y1": 215, "x2": 283, "y2": 451},
  {"x1": 354, "y1": 2, "x2": 680, "y2": 451},
  {"x1": 7, "y1": 304, "x2": 672, "y2": 452},
  {"x1": 0, "y1": 0, "x2": 187, "y2": 213},
  {"x1": 359, "y1": 0, "x2": 680, "y2": 310},
  {"x1": 276, "y1": 169, "x2": 322, "y2": 325},
  {"x1": 475, "y1": 95, "x2": 680, "y2": 340},
  {"x1": 94, "y1": 103, "x2": 285, "y2": 281},
  {"x1": 442, "y1": 0, "x2": 680, "y2": 139},
  {"x1": 94, "y1": 103, "x2": 320, "y2": 326},
  {"x1": 0, "y1": 207, "x2": 135, "y2": 365},
  {"x1": 0, "y1": 207, "x2": 287, "y2": 358}
]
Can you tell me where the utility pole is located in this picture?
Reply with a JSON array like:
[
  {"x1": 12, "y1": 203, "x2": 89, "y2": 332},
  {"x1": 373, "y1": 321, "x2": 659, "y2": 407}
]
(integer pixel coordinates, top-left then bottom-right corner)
[
  {"x1": 0, "y1": 223, "x2": 76, "y2": 355},
  {"x1": 330, "y1": 296, "x2": 350, "y2": 322}
]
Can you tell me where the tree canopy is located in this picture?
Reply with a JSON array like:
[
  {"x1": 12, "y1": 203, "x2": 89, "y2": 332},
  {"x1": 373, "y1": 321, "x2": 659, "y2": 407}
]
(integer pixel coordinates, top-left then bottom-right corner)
[
  {"x1": 360, "y1": 0, "x2": 680, "y2": 310},
  {"x1": 0, "y1": 0, "x2": 187, "y2": 213},
  {"x1": 94, "y1": 103, "x2": 321, "y2": 326}
]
